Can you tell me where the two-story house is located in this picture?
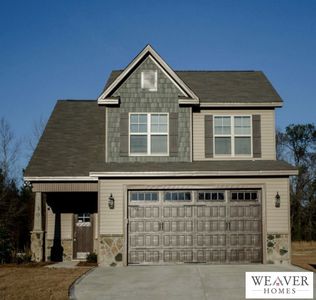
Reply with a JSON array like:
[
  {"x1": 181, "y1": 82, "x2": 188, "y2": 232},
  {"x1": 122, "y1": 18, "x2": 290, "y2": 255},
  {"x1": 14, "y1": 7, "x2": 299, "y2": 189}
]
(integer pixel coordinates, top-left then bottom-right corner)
[{"x1": 25, "y1": 45, "x2": 297, "y2": 266}]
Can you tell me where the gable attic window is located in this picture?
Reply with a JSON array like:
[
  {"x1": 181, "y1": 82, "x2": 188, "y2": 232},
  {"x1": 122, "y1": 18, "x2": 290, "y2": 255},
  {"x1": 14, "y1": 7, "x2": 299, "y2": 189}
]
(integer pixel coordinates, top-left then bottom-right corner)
[
  {"x1": 141, "y1": 70, "x2": 157, "y2": 91},
  {"x1": 214, "y1": 116, "x2": 252, "y2": 156}
]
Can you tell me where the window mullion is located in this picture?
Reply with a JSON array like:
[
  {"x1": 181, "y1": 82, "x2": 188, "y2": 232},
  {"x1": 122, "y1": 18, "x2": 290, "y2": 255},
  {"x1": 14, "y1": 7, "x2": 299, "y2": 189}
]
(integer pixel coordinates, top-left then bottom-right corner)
[
  {"x1": 148, "y1": 114, "x2": 151, "y2": 155},
  {"x1": 231, "y1": 116, "x2": 234, "y2": 156}
]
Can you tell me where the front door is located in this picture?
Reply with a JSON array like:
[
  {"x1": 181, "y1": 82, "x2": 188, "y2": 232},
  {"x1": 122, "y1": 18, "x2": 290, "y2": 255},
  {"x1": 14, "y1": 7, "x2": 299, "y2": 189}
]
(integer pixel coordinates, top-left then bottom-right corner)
[{"x1": 73, "y1": 213, "x2": 93, "y2": 260}]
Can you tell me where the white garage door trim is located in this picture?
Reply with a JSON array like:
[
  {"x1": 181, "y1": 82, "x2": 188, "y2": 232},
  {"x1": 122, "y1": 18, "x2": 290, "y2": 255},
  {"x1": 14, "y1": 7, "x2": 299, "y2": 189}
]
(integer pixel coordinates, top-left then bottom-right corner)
[{"x1": 127, "y1": 188, "x2": 262, "y2": 265}]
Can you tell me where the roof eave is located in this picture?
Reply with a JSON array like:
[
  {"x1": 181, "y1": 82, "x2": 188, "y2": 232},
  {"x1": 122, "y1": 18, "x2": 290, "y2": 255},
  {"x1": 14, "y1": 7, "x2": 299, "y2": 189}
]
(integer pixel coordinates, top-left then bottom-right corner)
[
  {"x1": 199, "y1": 102, "x2": 283, "y2": 108},
  {"x1": 89, "y1": 170, "x2": 298, "y2": 178},
  {"x1": 24, "y1": 176, "x2": 98, "y2": 182}
]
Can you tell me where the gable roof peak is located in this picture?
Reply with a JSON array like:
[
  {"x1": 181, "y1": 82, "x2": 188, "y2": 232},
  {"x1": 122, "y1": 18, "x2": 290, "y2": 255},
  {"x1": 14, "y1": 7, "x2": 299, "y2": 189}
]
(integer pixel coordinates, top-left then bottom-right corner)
[{"x1": 98, "y1": 45, "x2": 199, "y2": 105}]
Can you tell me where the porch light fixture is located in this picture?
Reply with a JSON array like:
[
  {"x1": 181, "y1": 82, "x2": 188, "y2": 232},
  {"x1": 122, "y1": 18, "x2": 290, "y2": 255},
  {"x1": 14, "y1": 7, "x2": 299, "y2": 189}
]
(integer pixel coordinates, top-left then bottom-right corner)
[
  {"x1": 275, "y1": 192, "x2": 280, "y2": 208},
  {"x1": 108, "y1": 194, "x2": 115, "y2": 209}
]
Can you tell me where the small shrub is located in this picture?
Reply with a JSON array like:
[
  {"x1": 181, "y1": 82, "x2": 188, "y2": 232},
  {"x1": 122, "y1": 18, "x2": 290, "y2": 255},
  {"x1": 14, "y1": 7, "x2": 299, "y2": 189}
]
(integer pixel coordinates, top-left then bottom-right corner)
[
  {"x1": 86, "y1": 252, "x2": 97, "y2": 263},
  {"x1": 15, "y1": 251, "x2": 32, "y2": 264}
]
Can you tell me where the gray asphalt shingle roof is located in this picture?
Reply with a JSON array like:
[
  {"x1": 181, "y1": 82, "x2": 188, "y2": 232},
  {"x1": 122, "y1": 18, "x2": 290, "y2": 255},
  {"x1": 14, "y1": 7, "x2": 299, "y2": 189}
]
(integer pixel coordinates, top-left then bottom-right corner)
[
  {"x1": 25, "y1": 100, "x2": 105, "y2": 177},
  {"x1": 25, "y1": 101, "x2": 295, "y2": 177},
  {"x1": 104, "y1": 70, "x2": 283, "y2": 104}
]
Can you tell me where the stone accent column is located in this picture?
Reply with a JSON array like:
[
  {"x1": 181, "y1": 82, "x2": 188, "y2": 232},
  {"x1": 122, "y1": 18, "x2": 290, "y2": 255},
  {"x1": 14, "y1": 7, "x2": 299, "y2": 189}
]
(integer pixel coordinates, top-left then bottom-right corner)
[
  {"x1": 31, "y1": 192, "x2": 44, "y2": 262},
  {"x1": 266, "y1": 233, "x2": 290, "y2": 264},
  {"x1": 99, "y1": 235, "x2": 124, "y2": 266}
]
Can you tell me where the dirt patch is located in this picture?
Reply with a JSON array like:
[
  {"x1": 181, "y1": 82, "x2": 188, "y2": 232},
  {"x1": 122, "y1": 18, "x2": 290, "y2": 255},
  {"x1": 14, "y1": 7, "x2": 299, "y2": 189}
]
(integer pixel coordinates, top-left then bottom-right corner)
[
  {"x1": 292, "y1": 241, "x2": 316, "y2": 272},
  {"x1": 0, "y1": 266, "x2": 91, "y2": 300},
  {"x1": 77, "y1": 261, "x2": 98, "y2": 267}
]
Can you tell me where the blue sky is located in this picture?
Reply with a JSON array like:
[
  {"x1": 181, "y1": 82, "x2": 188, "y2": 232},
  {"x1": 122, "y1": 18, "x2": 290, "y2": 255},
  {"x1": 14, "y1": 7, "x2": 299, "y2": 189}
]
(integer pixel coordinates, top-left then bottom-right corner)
[{"x1": 0, "y1": 0, "x2": 315, "y2": 168}]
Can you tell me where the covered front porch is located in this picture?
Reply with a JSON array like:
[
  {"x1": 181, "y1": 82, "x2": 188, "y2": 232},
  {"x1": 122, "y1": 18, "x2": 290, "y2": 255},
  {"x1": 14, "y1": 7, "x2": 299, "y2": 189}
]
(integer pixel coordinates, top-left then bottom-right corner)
[{"x1": 30, "y1": 182, "x2": 98, "y2": 262}]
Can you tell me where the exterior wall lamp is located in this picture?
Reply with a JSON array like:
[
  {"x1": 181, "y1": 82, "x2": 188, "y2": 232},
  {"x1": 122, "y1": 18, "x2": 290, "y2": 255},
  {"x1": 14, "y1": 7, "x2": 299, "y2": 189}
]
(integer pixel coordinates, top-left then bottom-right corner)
[
  {"x1": 108, "y1": 193, "x2": 115, "y2": 209},
  {"x1": 275, "y1": 192, "x2": 280, "y2": 208}
]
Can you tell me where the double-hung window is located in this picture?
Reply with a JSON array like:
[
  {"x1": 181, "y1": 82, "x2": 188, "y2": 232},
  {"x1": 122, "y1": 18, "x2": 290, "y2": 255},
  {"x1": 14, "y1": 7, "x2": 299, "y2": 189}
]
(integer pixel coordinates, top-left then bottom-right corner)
[
  {"x1": 129, "y1": 113, "x2": 168, "y2": 155},
  {"x1": 214, "y1": 116, "x2": 252, "y2": 156}
]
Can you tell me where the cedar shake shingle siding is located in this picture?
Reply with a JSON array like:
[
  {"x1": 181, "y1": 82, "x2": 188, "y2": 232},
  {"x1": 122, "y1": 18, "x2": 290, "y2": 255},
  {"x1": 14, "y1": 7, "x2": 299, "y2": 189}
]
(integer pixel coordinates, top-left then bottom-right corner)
[{"x1": 107, "y1": 57, "x2": 191, "y2": 163}]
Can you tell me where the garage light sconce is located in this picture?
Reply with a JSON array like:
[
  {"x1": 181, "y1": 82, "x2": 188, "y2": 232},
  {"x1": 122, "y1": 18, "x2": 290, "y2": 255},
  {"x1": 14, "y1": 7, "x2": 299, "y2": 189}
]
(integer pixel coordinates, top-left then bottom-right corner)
[
  {"x1": 275, "y1": 192, "x2": 280, "y2": 208},
  {"x1": 108, "y1": 194, "x2": 115, "y2": 209}
]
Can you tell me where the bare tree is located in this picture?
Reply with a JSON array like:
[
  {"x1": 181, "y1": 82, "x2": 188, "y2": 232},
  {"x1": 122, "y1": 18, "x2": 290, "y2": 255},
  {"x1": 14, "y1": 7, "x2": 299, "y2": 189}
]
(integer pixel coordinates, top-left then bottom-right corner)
[
  {"x1": 26, "y1": 116, "x2": 46, "y2": 161},
  {"x1": 0, "y1": 117, "x2": 20, "y2": 182},
  {"x1": 277, "y1": 123, "x2": 316, "y2": 240}
]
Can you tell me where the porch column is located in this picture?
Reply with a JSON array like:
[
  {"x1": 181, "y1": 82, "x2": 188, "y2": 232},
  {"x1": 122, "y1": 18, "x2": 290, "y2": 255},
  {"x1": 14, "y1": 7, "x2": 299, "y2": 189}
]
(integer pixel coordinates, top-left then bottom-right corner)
[{"x1": 31, "y1": 192, "x2": 44, "y2": 262}]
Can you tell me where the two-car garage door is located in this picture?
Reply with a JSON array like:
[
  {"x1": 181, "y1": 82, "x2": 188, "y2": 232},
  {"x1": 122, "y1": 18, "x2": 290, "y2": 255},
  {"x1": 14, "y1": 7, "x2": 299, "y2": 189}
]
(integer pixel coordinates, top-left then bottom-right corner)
[{"x1": 128, "y1": 189, "x2": 262, "y2": 265}]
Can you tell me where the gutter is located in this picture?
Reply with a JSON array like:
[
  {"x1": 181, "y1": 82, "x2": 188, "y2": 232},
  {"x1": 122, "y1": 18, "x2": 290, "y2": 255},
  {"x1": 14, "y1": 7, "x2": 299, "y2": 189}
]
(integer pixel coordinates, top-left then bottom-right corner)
[{"x1": 89, "y1": 170, "x2": 298, "y2": 178}]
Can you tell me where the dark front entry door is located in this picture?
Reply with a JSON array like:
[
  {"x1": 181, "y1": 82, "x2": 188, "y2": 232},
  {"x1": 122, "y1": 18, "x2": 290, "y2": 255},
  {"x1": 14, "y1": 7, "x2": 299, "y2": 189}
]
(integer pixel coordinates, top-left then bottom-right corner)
[{"x1": 73, "y1": 213, "x2": 93, "y2": 260}]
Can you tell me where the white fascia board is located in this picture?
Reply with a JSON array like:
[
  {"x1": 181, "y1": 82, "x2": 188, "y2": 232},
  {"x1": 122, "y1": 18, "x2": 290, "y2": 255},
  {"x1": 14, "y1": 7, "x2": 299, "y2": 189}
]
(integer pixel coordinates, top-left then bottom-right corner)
[
  {"x1": 98, "y1": 45, "x2": 199, "y2": 104},
  {"x1": 199, "y1": 102, "x2": 283, "y2": 108},
  {"x1": 24, "y1": 176, "x2": 98, "y2": 182},
  {"x1": 98, "y1": 98, "x2": 119, "y2": 105},
  {"x1": 90, "y1": 170, "x2": 298, "y2": 178},
  {"x1": 178, "y1": 98, "x2": 200, "y2": 105}
]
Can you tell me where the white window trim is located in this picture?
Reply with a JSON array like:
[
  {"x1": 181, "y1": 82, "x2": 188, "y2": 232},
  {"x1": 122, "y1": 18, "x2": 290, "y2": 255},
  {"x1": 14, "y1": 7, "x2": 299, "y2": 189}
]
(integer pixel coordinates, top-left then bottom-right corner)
[
  {"x1": 213, "y1": 115, "x2": 253, "y2": 158},
  {"x1": 141, "y1": 70, "x2": 158, "y2": 91},
  {"x1": 129, "y1": 112, "x2": 169, "y2": 156}
]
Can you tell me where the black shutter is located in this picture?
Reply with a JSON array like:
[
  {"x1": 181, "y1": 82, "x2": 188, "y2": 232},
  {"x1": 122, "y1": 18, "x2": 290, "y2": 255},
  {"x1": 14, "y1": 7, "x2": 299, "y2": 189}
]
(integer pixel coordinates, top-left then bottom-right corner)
[
  {"x1": 169, "y1": 112, "x2": 178, "y2": 157},
  {"x1": 205, "y1": 115, "x2": 213, "y2": 158},
  {"x1": 252, "y1": 115, "x2": 261, "y2": 158},
  {"x1": 120, "y1": 112, "x2": 129, "y2": 157}
]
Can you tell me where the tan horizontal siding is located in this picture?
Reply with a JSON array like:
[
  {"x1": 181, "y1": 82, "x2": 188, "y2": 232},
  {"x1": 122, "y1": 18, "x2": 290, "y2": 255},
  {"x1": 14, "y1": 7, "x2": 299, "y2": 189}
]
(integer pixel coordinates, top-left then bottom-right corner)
[
  {"x1": 99, "y1": 177, "x2": 289, "y2": 236},
  {"x1": 193, "y1": 109, "x2": 276, "y2": 160},
  {"x1": 265, "y1": 178, "x2": 289, "y2": 233},
  {"x1": 99, "y1": 181, "x2": 124, "y2": 235},
  {"x1": 32, "y1": 182, "x2": 98, "y2": 192}
]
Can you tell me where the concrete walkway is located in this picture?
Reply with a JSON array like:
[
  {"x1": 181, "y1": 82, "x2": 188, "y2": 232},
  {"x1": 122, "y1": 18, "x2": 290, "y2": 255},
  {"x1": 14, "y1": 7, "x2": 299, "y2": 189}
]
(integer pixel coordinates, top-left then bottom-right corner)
[{"x1": 71, "y1": 264, "x2": 314, "y2": 300}]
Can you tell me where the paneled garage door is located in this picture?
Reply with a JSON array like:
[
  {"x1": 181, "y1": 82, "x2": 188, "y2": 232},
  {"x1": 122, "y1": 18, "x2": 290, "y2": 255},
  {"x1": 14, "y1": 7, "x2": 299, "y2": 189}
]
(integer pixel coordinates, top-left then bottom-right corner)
[{"x1": 128, "y1": 189, "x2": 262, "y2": 265}]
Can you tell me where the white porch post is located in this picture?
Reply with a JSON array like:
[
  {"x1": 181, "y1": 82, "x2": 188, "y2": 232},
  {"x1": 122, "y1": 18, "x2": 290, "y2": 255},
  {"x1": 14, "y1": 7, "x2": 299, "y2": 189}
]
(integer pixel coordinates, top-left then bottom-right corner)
[{"x1": 31, "y1": 192, "x2": 44, "y2": 262}]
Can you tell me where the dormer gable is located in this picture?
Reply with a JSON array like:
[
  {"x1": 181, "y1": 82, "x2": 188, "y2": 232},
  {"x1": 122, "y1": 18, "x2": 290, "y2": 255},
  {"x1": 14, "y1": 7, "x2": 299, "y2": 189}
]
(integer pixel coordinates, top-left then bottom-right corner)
[{"x1": 98, "y1": 45, "x2": 199, "y2": 105}]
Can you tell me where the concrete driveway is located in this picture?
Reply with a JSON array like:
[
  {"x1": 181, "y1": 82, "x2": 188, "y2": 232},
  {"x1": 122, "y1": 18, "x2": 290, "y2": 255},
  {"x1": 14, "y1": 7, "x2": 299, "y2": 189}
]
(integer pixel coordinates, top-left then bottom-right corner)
[{"x1": 71, "y1": 264, "x2": 314, "y2": 300}]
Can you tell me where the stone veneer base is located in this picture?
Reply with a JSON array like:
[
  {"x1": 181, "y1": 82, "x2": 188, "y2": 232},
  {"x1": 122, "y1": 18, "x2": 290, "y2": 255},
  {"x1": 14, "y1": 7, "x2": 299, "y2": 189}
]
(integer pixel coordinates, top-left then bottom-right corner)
[
  {"x1": 46, "y1": 239, "x2": 73, "y2": 261},
  {"x1": 99, "y1": 235, "x2": 124, "y2": 266},
  {"x1": 266, "y1": 233, "x2": 290, "y2": 264},
  {"x1": 31, "y1": 231, "x2": 44, "y2": 262}
]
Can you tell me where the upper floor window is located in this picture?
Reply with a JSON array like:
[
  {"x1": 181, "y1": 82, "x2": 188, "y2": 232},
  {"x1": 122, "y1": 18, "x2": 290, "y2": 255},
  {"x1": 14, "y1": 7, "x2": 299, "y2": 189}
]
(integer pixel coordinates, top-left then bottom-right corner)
[
  {"x1": 141, "y1": 70, "x2": 157, "y2": 91},
  {"x1": 129, "y1": 113, "x2": 168, "y2": 155},
  {"x1": 214, "y1": 116, "x2": 252, "y2": 156}
]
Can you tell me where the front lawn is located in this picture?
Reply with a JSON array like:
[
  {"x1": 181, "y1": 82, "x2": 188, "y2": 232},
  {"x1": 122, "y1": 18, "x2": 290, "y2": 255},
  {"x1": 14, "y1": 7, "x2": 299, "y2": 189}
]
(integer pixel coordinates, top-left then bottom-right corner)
[
  {"x1": 0, "y1": 264, "x2": 91, "y2": 300},
  {"x1": 292, "y1": 241, "x2": 316, "y2": 272}
]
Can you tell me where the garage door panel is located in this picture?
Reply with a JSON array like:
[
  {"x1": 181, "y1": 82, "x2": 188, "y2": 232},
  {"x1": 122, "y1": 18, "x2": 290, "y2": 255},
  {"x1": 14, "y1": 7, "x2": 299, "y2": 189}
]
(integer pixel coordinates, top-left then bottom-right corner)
[
  {"x1": 128, "y1": 189, "x2": 262, "y2": 265},
  {"x1": 163, "y1": 220, "x2": 193, "y2": 232},
  {"x1": 197, "y1": 234, "x2": 227, "y2": 247},
  {"x1": 163, "y1": 234, "x2": 194, "y2": 247},
  {"x1": 163, "y1": 206, "x2": 193, "y2": 218},
  {"x1": 197, "y1": 249, "x2": 226, "y2": 263},
  {"x1": 197, "y1": 206, "x2": 226, "y2": 217},
  {"x1": 163, "y1": 250, "x2": 194, "y2": 263}
]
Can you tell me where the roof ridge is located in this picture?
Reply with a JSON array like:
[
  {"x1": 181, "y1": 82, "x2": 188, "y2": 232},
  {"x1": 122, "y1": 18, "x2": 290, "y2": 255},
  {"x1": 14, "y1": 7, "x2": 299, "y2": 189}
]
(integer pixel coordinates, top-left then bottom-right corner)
[{"x1": 175, "y1": 70, "x2": 258, "y2": 73}]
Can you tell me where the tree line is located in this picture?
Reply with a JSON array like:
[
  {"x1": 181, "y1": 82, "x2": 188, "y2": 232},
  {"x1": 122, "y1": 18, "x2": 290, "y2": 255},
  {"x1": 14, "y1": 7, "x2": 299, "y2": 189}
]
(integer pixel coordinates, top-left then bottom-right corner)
[
  {"x1": 0, "y1": 116, "x2": 315, "y2": 263},
  {"x1": 277, "y1": 124, "x2": 316, "y2": 241}
]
